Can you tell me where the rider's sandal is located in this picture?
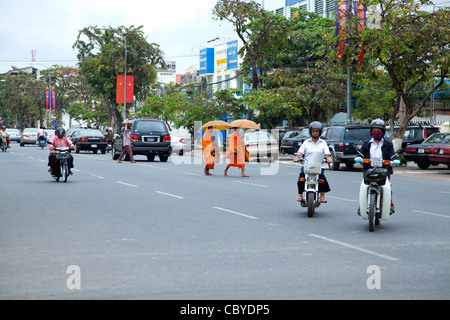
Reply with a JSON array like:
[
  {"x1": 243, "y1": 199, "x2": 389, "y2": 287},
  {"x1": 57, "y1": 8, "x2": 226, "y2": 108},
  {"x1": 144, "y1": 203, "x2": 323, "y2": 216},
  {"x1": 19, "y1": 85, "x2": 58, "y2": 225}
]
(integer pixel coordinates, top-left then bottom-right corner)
[
  {"x1": 319, "y1": 197, "x2": 327, "y2": 203},
  {"x1": 296, "y1": 195, "x2": 302, "y2": 202}
]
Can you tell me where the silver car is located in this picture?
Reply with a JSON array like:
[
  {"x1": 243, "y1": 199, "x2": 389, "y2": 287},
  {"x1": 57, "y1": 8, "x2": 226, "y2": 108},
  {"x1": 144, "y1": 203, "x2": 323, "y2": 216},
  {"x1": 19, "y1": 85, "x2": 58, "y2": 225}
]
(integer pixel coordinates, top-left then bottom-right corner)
[
  {"x1": 20, "y1": 128, "x2": 39, "y2": 146},
  {"x1": 6, "y1": 129, "x2": 20, "y2": 143},
  {"x1": 244, "y1": 131, "x2": 279, "y2": 161}
]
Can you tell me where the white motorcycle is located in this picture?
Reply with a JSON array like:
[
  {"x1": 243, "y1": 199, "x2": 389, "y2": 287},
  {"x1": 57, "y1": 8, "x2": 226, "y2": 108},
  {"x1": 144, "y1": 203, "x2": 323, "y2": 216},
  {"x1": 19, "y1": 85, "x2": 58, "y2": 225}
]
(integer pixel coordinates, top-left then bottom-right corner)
[
  {"x1": 295, "y1": 151, "x2": 328, "y2": 218},
  {"x1": 354, "y1": 148, "x2": 404, "y2": 232}
]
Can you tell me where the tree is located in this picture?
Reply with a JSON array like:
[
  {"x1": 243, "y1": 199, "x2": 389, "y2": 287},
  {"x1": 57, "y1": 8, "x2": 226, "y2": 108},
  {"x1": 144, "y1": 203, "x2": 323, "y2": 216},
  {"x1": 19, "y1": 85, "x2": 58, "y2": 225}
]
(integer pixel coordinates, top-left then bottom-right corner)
[
  {"x1": 73, "y1": 25, "x2": 164, "y2": 131},
  {"x1": 213, "y1": 0, "x2": 289, "y2": 119},
  {"x1": 331, "y1": 0, "x2": 450, "y2": 149}
]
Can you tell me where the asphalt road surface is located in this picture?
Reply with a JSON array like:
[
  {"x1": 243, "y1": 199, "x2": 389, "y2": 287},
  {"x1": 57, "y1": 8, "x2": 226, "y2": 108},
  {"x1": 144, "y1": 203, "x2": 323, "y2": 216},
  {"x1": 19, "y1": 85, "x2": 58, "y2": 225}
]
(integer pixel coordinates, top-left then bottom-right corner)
[{"x1": 1, "y1": 144, "x2": 449, "y2": 300}]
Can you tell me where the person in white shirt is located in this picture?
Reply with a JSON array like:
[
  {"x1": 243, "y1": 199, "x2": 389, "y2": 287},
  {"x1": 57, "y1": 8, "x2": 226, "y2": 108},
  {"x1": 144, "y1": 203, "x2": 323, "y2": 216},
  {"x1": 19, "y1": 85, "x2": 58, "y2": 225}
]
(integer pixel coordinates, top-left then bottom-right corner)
[{"x1": 293, "y1": 121, "x2": 332, "y2": 203}]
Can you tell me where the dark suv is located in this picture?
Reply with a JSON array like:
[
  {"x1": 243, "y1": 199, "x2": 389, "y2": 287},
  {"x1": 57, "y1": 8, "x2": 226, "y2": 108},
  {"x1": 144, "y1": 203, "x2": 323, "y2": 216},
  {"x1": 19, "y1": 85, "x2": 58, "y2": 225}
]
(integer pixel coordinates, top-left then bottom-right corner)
[
  {"x1": 321, "y1": 124, "x2": 372, "y2": 170},
  {"x1": 384, "y1": 125, "x2": 440, "y2": 148},
  {"x1": 112, "y1": 118, "x2": 172, "y2": 162}
]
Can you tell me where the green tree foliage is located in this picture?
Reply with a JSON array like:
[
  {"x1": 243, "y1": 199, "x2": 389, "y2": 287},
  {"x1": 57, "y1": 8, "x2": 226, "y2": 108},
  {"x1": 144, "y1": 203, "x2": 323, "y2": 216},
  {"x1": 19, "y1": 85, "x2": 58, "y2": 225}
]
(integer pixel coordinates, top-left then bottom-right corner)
[
  {"x1": 330, "y1": 0, "x2": 450, "y2": 146},
  {"x1": 213, "y1": 0, "x2": 289, "y2": 119},
  {"x1": 73, "y1": 25, "x2": 164, "y2": 130}
]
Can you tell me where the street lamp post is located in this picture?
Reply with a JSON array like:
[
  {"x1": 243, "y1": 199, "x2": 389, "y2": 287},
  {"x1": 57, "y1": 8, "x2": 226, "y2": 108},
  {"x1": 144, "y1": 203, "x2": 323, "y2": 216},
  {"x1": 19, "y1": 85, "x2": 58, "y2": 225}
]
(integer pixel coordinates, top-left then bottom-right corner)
[
  {"x1": 123, "y1": 35, "x2": 127, "y2": 121},
  {"x1": 30, "y1": 63, "x2": 53, "y2": 127}
]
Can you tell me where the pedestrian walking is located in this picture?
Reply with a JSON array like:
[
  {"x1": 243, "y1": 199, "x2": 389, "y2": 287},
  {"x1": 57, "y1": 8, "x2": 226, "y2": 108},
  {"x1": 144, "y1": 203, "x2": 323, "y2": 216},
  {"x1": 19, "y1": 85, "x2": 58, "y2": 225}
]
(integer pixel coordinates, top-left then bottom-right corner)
[
  {"x1": 201, "y1": 126, "x2": 216, "y2": 175},
  {"x1": 117, "y1": 125, "x2": 135, "y2": 163},
  {"x1": 224, "y1": 127, "x2": 248, "y2": 177}
]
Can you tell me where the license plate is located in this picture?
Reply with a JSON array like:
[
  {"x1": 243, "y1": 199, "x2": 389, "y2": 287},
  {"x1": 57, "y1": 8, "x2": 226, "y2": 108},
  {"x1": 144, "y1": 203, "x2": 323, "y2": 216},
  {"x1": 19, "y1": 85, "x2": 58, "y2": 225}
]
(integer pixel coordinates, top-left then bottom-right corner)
[
  {"x1": 418, "y1": 149, "x2": 424, "y2": 154},
  {"x1": 440, "y1": 149, "x2": 444, "y2": 154},
  {"x1": 91, "y1": 144, "x2": 97, "y2": 148},
  {"x1": 146, "y1": 137, "x2": 156, "y2": 142},
  {"x1": 370, "y1": 159, "x2": 383, "y2": 167}
]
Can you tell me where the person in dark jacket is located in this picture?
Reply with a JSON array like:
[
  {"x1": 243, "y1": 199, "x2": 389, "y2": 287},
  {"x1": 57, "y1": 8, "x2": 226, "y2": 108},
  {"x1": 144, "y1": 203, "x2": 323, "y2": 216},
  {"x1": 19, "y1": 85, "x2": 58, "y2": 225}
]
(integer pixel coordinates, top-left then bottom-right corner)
[{"x1": 357, "y1": 119, "x2": 396, "y2": 215}]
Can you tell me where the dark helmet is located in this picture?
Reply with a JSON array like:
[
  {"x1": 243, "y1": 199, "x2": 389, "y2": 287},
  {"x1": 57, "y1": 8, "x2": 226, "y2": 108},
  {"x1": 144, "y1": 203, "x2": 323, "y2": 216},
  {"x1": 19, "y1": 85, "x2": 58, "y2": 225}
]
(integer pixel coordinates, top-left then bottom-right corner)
[
  {"x1": 56, "y1": 127, "x2": 65, "y2": 139},
  {"x1": 369, "y1": 119, "x2": 386, "y2": 133},
  {"x1": 309, "y1": 121, "x2": 323, "y2": 136}
]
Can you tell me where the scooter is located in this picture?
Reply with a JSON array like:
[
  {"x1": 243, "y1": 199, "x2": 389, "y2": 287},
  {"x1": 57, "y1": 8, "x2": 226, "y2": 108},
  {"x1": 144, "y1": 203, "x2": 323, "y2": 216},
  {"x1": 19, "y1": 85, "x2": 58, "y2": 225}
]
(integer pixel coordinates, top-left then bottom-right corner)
[
  {"x1": 354, "y1": 147, "x2": 404, "y2": 232},
  {"x1": 1, "y1": 137, "x2": 7, "y2": 152},
  {"x1": 38, "y1": 136, "x2": 46, "y2": 149},
  {"x1": 50, "y1": 143, "x2": 72, "y2": 183},
  {"x1": 295, "y1": 151, "x2": 327, "y2": 218}
]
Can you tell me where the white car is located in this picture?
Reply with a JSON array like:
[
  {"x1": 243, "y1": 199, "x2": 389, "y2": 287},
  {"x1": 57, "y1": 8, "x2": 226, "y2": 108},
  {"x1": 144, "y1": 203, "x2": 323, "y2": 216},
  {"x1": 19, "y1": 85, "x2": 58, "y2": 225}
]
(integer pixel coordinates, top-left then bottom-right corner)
[
  {"x1": 6, "y1": 129, "x2": 20, "y2": 142},
  {"x1": 244, "y1": 131, "x2": 278, "y2": 161},
  {"x1": 170, "y1": 132, "x2": 192, "y2": 156}
]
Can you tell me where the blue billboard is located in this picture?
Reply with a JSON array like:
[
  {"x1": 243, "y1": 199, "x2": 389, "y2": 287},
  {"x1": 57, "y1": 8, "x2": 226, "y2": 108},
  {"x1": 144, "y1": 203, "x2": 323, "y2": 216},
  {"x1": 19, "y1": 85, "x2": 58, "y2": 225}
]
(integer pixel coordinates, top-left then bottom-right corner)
[
  {"x1": 199, "y1": 48, "x2": 215, "y2": 75},
  {"x1": 227, "y1": 40, "x2": 239, "y2": 70}
]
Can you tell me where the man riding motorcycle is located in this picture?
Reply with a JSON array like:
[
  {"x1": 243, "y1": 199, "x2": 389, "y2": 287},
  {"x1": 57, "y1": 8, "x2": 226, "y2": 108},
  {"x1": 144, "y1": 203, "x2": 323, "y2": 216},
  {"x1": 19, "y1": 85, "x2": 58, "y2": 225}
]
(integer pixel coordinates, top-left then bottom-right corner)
[
  {"x1": 294, "y1": 121, "x2": 333, "y2": 203},
  {"x1": 48, "y1": 127, "x2": 75, "y2": 176},
  {"x1": 37, "y1": 126, "x2": 47, "y2": 144}
]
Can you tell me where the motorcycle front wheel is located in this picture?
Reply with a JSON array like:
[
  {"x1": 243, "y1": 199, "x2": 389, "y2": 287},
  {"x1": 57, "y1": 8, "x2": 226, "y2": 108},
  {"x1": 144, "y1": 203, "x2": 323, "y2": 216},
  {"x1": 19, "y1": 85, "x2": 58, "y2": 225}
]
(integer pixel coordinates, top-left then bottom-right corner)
[
  {"x1": 369, "y1": 192, "x2": 377, "y2": 232},
  {"x1": 61, "y1": 162, "x2": 69, "y2": 183}
]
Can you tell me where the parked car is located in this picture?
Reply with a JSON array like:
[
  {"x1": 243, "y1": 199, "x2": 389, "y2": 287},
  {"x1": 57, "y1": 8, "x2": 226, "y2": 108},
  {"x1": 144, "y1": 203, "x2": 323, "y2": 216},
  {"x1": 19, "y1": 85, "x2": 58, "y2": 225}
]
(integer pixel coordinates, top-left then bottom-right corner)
[
  {"x1": 321, "y1": 124, "x2": 373, "y2": 170},
  {"x1": 404, "y1": 132, "x2": 450, "y2": 169},
  {"x1": 112, "y1": 118, "x2": 172, "y2": 162},
  {"x1": 280, "y1": 128, "x2": 310, "y2": 154},
  {"x1": 170, "y1": 132, "x2": 192, "y2": 156},
  {"x1": 6, "y1": 129, "x2": 20, "y2": 143},
  {"x1": 384, "y1": 125, "x2": 440, "y2": 148},
  {"x1": 20, "y1": 128, "x2": 39, "y2": 146},
  {"x1": 66, "y1": 128, "x2": 108, "y2": 154},
  {"x1": 243, "y1": 131, "x2": 278, "y2": 161}
]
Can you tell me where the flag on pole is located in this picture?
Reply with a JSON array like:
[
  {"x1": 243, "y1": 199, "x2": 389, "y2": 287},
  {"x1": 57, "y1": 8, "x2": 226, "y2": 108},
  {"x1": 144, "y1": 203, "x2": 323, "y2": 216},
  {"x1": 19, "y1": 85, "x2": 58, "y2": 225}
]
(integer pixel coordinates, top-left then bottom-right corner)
[
  {"x1": 45, "y1": 90, "x2": 56, "y2": 110},
  {"x1": 116, "y1": 75, "x2": 135, "y2": 104}
]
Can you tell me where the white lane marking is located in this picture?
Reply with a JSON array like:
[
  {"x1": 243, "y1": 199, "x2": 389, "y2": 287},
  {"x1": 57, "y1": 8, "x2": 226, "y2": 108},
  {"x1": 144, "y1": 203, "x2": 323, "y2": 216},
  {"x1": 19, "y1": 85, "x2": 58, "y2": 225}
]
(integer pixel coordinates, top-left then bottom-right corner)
[
  {"x1": 117, "y1": 181, "x2": 138, "y2": 188},
  {"x1": 437, "y1": 191, "x2": 450, "y2": 195},
  {"x1": 327, "y1": 195, "x2": 359, "y2": 203},
  {"x1": 212, "y1": 207, "x2": 259, "y2": 220},
  {"x1": 232, "y1": 180, "x2": 269, "y2": 188},
  {"x1": 90, "y1": 174, "x2": 105, "y2": 179},
  {"x1": 28, "y1": 156, "x2": 35, "y2": 160},
  {"x1": 309, "y1": 234, "x2": 400, "y2": 261},
  {"x1": 155, "y1": 191, "x2": 185, "y2": 199},
  {"x1": 413, "y1": 210, "x2": 450, "y2": 219},
  {"x1": 72, "y1": 169, "x2": 81, "y2": 172}
]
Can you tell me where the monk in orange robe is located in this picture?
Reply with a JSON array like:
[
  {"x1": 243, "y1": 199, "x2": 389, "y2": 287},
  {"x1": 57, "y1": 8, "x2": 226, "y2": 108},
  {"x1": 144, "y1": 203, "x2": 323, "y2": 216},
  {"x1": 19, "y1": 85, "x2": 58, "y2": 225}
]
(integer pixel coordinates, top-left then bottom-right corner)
[
  {"x1": 224, "y1": 127, "x2": 248, "y2": 177},
  {"x1": 201, "y1": 127, "x2": 216, "y2": 175}
]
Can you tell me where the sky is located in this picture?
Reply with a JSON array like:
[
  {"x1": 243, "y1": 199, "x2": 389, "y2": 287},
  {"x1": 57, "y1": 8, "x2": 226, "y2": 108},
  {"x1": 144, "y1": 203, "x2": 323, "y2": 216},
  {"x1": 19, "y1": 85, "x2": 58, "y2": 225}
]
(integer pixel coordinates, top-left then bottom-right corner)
[{"x1": 0, "y1": 0, "x2": 241, "y2": 74}]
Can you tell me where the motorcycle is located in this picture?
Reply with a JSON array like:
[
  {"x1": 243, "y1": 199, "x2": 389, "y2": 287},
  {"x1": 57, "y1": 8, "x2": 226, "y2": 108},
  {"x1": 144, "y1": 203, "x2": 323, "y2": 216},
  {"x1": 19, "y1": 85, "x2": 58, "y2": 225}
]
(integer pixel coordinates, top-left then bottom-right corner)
[
  {"x1": 294, "y1": 151, "x2": 328, "y2": 218},
  {"x1": 354, "y1": 147, "x2": 404, "y2": 232},
  {"x1": 1, "y1": 137, "x2": 7, "y2": 152},
  {"x1": 38, "y1": 136, "x2": 46, "y2": 149},
  {"x1": 51, "y1": 144, "x2": 72, "y2": 183}
]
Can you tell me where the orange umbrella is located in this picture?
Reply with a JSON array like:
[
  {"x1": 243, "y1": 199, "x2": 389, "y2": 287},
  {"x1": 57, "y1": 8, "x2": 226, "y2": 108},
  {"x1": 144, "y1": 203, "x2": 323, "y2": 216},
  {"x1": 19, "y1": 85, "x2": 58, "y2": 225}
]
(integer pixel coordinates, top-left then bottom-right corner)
[
  {"x1": 201, "y1": 120, "x2": 231, "y2": 131},
  {"x1": 229, "y1": 119, "x2": 260, "y2": 129}
]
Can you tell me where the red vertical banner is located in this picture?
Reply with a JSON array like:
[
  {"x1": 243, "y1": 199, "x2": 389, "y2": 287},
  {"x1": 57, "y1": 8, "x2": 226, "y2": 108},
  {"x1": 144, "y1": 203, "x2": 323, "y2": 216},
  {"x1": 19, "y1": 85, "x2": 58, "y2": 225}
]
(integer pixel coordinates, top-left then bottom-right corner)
[
  {"x1": 45, "y1": 90, "x2": 50, "y2": 109},
  {"x1": 116, "y1": 75, "x2": 134, "y2": 104},
  {"x1": 116, "y1": 75, "x2": 125, "y2": 104},
  {"x1": 126, "y1": 75, "x2": 134, "y2": 103},
  {"x1": 51, "y1": 90, "x2": 56, "y2": 110},
  {"x1": 355, "y1": 1, "x2": 365, "y2": 63},
  {"x1": 335, "y1": 1, "x2": 365, "y2": 62}
]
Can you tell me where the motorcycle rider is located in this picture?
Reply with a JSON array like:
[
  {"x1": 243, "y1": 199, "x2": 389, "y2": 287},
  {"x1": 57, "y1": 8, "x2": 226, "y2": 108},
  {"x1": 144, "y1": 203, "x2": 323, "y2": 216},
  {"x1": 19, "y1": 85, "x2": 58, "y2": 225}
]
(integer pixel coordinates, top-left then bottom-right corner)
[
  {"x1": 37, "y1": 125, "x2": 47, "y2": 145},
  {"x1": 357, "y1": 119, "x2": 396, "y2": 215},
  {"x1": 1, "y1": 126, "x2": 10, "y2": 148},
  {"x1": 294, "y1": 121, "x2": 332, "y2": 203},
  {"x1": 48, "y1": 127, "x2": 75, "y2": 176}
]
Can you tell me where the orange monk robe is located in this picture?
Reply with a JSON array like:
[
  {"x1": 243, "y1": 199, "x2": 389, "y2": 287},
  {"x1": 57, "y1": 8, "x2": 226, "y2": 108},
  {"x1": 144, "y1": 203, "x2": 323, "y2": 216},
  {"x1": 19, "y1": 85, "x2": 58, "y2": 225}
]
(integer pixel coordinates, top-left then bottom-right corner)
[
  {"x1": 225, "y1": 131, "x2": 245, "y2": 168},
  {"x1": 201, "y1": 131, "x2": 215, "y2": 169}
]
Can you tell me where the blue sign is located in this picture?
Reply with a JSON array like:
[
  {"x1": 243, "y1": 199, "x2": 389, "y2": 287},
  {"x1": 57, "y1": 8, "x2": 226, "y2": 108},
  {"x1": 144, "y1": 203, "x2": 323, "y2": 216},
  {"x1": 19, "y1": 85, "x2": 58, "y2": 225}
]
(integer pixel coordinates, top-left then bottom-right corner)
[
  {"x1": 227, "y1": 40, "x2": 238, "y2": 70},
  {"x1": 199, "y1": 48, "x2": 215, "y2": 75}
]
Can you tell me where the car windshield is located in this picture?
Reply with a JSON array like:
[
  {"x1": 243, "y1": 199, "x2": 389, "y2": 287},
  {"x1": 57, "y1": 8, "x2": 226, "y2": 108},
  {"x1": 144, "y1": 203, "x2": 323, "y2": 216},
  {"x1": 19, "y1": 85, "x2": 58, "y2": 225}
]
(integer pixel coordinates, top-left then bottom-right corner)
[
  {"x1": 79, "y1": 130, "x2": 103, "y2": 137},
  {"x1": 299, "y1": 129, "x2": 310, "y2": 138},
  {"x1": 24, "y1": 129, "x2": 39, "y2": 133},
  {"x1": 423, "y1": 133, "x2": 450, "y2": 144},
  {"x1": 7, "y1": 129, "x2": 19, "y2": 133},
  {"x1": 344, "y1": 128, "x2": 372, "y2": 140},
  {"x1": 134, "y1": 121, "x2": 166, "y2": 133}
]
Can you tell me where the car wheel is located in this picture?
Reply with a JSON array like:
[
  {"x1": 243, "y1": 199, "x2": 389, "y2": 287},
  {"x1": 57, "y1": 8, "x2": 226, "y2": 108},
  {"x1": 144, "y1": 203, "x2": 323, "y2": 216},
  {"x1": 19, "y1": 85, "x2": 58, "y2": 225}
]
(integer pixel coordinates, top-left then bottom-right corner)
[
  {"x1": 417, "y1": 161, "x2": 430, "y2": 170},
  {"x1": 331, "y1": 151, "x2": 340, "y2": 170},
  {"x1": 111, "y1": 145, "x2": 120, "y2": 160},
  {"x1": 101, "y1": 149, "x2": 106, "y2": 154},
  {"x1": 159, "y1": 155, "x2": 168, "y2": 162},
  {"x1": 147, "y1": 155, "x2": 155, "y2": 161},
  {"x1": 75, "y1": 144, "x2": 80, "y2": 153},
  {"x1": 93, "y1": 150, "x2": 98, "y2": 154}
]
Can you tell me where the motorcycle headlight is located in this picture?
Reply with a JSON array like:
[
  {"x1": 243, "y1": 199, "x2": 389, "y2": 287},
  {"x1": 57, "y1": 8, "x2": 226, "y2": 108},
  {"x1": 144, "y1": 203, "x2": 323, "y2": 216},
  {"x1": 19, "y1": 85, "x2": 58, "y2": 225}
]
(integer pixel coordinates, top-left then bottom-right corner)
[{"x1": 306, "y1": 176, "x2": 317, "y2": 183}]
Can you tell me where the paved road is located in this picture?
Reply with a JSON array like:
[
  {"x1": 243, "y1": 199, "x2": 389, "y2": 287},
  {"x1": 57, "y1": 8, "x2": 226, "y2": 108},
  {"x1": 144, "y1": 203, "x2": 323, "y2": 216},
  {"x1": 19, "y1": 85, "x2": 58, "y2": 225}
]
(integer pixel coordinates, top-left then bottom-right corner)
[{"x1": 0, "y1": 144, "x2": 449, "y2": 300}]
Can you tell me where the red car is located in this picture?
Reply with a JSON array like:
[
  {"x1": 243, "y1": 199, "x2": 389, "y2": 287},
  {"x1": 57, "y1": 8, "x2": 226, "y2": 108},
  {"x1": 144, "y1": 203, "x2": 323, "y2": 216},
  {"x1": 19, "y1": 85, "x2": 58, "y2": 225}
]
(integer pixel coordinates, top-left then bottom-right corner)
[{"x1": 404, "y1": 133, "x2": 450, "y2": 169}]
